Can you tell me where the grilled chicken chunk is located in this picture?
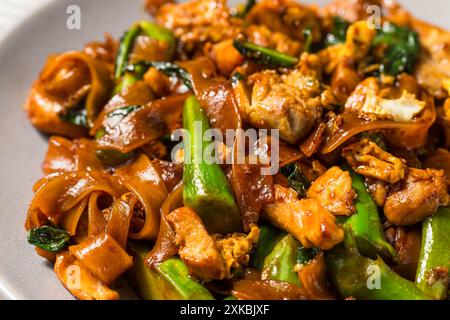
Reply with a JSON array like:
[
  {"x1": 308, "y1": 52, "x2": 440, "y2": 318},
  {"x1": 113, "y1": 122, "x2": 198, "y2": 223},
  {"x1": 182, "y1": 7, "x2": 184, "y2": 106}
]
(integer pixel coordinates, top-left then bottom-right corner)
[
  {"x1": 413, "y1": 19, "x2": 450, "y2": 99},
  {"x1": 239, "y1": 55, "x2": 323, "y2": 144},
  {"x1": 167, "y1": 207, "x2": 258, "y2": 280},
  {"x1": 166, "y1": 207, "x2": 227, "y2": 281},
  {"x1": 156, "y1": 0, "x2": 240, "y2": 52},
  {"x1": 307, "y1": 166, "x2": 356, "y2": 216},
  {"x1": 342, "y1": 139, "x2": 407, "y2": 184},
  {"x1": 263, "y1": 185, "x2": 344, "y2": 250},
  {"x1": 384, "y1": 168, "x2": 450, "y2": 225}
]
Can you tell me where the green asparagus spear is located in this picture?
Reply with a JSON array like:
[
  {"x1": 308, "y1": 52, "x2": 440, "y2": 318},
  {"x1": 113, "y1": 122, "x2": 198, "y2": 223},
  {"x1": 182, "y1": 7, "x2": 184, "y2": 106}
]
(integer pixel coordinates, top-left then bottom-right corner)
[
  {"x1": 233, "y1": 40, "x2": 298, "y2": 68},
  {"x1": 113, "y1": 63, "x2": 147, "y2": 95},
  {"x1": 339, "y1": 164, "x2": 399, "y2": 263},
  {"x1": 326, "y1": 228, "x2": 432, "y2": 300},
  {"x1": 115, "y1": 21, "x2": 175, "y2": 80},
  {"x1": 416, "y1": 206, "x2": 450, "y2": 300},
  {"x1": 129, "y1": 241, "x2": 214, "y2": 300},
  {"x1": 114, "y1": 21, "x2": 176, "y2": 96},
  {"x1": 182, "y1": 96, "x2": 242, "y2": 234},
  {"x1": 115, "y1": 24, "x2": 141, "y2": 80},
  {"x1": 139, "y1": 21, "x2": 176, "y2": 59}
]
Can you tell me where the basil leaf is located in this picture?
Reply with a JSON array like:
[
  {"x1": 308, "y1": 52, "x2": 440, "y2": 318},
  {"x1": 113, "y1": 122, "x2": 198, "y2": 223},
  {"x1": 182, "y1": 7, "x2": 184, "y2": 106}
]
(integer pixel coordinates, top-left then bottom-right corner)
[
  {"x1": 27, "y1": 226, "x2": 70, "y2": 253},
  {"x1": 280, "y1": 164, "x2": 310, "y2": 198}
]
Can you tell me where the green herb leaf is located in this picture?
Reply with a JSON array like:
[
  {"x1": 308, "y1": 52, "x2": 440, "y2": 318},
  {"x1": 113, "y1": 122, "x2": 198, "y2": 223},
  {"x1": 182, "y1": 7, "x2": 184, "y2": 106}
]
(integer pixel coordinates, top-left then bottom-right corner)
[
  {"x1": 95, "y1": 149, "x2": 135, "y2": 166},
  {"x1": 303, "y1": 27, "x2": 313, "y2": 53},
  {"x1": 115, "y1": 24, "x2": 141, "y2": 80},
  {"x1": 280, "y1": 164, "x2": 310, "y2": 197},
  {"x1": 127, "y1": 62, "x2": 194, "y2": 91},
  {"x1": 230, "y1": 72, "x2": 245, "y2": 84},
  {"x1": 60, "y1": 108, "x2": 88, "y2": 128},
  {"x1": 297, "y1": 246, "x2": 319, "y2": 265},
  {"x1": 372, "y1": 22, "x2": 420, "y2": 76},
  {"x1": 107, "y1": 105, "x2": 142, "y2": 118},
  {"x1": 233, "y1": 40, "x2": 298, "y2": 68},
  {"x1": 27, "y1": 226, "x2": 70, "y2": 253},
  {"x1": 325, "y1": 17, "x2": 349, "y2": 47}
]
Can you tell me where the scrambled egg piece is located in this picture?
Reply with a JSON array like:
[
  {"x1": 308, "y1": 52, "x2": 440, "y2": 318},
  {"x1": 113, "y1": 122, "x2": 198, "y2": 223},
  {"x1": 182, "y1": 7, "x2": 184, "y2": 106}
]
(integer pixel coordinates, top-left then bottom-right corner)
[
  {"x1": 346, "y1": 78, "x2": 426, "y2": 122},
  {"x1": 213, "y1": 225, "x2": 260, "y2": 276},
  {"x1": 363, "y1": 90, "x2": 426, "y2": 122},
  {"x1": 342, "y1": 139, "x2": 407, "y2": 184}
]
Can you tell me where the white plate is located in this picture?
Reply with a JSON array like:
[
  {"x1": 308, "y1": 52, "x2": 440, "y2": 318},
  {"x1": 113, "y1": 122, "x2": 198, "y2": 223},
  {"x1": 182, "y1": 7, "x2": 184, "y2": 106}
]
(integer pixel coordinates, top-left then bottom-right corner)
[{"x1": 0, "y1": 0, "x2": 448, "y2": 300}]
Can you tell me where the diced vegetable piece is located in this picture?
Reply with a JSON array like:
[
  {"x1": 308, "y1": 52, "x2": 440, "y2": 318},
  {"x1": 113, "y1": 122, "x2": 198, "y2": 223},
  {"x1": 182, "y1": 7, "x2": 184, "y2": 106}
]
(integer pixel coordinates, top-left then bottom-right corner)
[
  {"x1": 129, "y1": 241, "x2": 214, "y2": 300},
  {"x1": 262, "y1": 234, "x2": 301, "y2": 286},
  {"x1": 326, "y1": 228, "x2": 431, "y2": 300},
  {"x1": 115, "y1": 24, "x2": 141, "y2": 79},
  {"x1": 250, "y1": 222, "x2": 283, "y2": 270},
  {"x1": 338, "y1": 164, "x2": 399, "y2": 263},
  {"x1": 416, "y1": 206, "x2": 450, "y2": 300}
]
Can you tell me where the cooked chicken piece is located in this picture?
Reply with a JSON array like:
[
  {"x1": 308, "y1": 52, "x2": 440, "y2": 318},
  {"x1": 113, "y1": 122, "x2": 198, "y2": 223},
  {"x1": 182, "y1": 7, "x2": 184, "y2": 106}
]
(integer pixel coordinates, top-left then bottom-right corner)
[
  {"x1": 283, "y1": 53, "x2": 322, "y2": 98},
  {"x1": 331, "y1": 60, "x2": 361, "y2": 104},
  {"x1": 345, "y1": 76, "x2": 426, "y2": 122},
  {"x1": 212, "y1": 225, "x2": 260, "y2": 276},
  {"x1": 307, "y1": 166, "x2": 356, "y2": 216},
  {"x1": 263, "y1": 185, "x2": 344, "y2": 250},
  {"x1": 344, "y1": 78, "x2": 380, "y2": 113},
  {"x1": 413, "y1": 19, "x2": 450, "y2": 99},
  {"x1": 384, "y1": 168, "x2": 450, "y2": 226},
  {"x1": 244, "y1": 24, "x2": 302, "y2": 56},
  {"x1": 143, "y1": 67, "x2": 172, "y2": 97},
  {"x1": 166, "y1": 207, "x2": 227, "y2": 281},
  {"x1": 342, "y1": 139, "x2": 407, "y2": 184},
  {"x1": 247, "y1": 0, "x2": 322, "y2": 42},
  {"x1": 207, "y1": 39, "x2": 244, "y2": 76},
  {"x1": 156, "y1": 0, "x2": 240, "y2": 53},
  {"x1": 243, "y1": 56, "x2": 322, "y2": 144},
  {"x1": 365, "y1": 177, "x2": 388, "y2": 207},
  {"x1": 54, "y1": 251, "x2": 119, "y2": 300},
  {"x1": 345, "y1": 21, "x2": 376, "y2": 60},
  {"x1": 320, "y1": 21, "x2": 376, "y2": 73}
]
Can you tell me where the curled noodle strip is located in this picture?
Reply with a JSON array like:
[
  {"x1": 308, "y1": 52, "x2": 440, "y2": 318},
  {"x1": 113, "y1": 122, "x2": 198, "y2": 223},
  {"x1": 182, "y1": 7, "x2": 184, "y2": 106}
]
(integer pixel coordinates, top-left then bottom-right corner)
[
  {"x1": 114, "y1": 153, "x2": 168, "y2": 239},
  {"x1": 145, "y1": 182, "x2": 183, "y2": 267},
  {"x1": 25, "y1": 51, "x2": 112, "y2": 136},
  {"x1": 25, "y1": 171, "x2": 123, "y2": 230},
  {"x1": 320, "y1": 94, "x2": 436, "y2": 154},
  {"x1": 95, "y1": 94, "x2": 188, "y2": 153},
  {"x1": 42, "y1": 136, "x2": 104, "y2": 175}
]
